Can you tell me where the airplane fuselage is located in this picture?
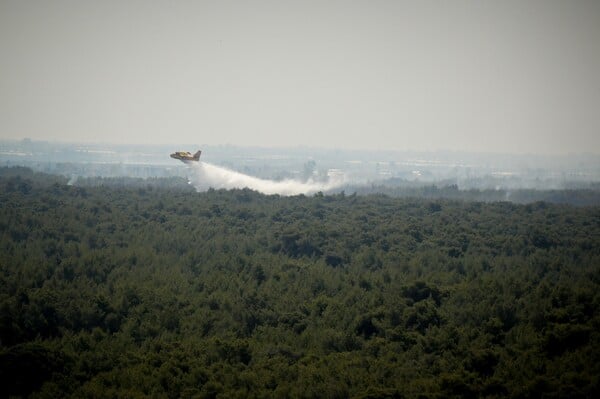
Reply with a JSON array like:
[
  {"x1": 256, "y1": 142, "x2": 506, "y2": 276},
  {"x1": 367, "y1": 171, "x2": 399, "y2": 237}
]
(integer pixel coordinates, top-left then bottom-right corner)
[{"x1": 170, "y1": 150, "x2": 201, "y2": 162}]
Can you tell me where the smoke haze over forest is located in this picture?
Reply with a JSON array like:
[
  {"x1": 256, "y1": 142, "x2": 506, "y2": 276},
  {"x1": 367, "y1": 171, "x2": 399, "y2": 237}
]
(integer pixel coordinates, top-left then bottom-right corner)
[{"x1": 1, "y1": 139, "x2": 599, "y2": 201}]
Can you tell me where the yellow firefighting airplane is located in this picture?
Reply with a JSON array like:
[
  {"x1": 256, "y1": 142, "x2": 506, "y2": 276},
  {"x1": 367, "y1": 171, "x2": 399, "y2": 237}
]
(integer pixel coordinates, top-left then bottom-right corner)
[{"x1": 170, "y1": 150, "x2": 202, "y2": 163}]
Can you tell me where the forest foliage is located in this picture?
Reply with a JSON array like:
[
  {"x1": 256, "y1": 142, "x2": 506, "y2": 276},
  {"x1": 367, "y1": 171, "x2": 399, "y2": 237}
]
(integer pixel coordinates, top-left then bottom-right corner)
[{"x1": 0, "y1": 168, "x2": 599, "y2": 398}]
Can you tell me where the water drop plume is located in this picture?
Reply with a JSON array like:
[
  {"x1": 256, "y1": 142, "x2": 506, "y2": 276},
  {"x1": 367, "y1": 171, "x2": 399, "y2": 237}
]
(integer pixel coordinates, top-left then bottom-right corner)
[{"x1": 186, "y1": 162, "x2": 343, "y2": 195}]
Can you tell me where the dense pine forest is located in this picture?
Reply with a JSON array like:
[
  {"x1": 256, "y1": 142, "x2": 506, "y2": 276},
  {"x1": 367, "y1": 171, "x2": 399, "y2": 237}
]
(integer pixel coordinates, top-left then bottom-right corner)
[{"x1": 1, "y1": 168, "x2": 599, "y2": 398}]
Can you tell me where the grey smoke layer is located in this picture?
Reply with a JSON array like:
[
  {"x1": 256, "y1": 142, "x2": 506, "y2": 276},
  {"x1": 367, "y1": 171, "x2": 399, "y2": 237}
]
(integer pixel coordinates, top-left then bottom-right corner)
[{"x1": 1, "y1": 1, "x2": 599, "y2": 154}]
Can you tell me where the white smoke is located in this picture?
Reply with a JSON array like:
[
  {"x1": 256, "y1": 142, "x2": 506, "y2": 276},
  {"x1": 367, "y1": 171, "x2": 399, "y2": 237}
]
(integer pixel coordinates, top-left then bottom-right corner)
[
  {"x1": 67, "y1": 175, "x2": 78, "y2": 186},
  {"x1": 186, "y1": 162, "x2": 344, "y2": 196}
]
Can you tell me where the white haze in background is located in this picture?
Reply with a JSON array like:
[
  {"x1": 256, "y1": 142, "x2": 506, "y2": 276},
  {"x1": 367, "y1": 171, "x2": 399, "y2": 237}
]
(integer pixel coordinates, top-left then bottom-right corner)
[{"x1": 186, "y1": 162, "x2": 343, "y2": 196}]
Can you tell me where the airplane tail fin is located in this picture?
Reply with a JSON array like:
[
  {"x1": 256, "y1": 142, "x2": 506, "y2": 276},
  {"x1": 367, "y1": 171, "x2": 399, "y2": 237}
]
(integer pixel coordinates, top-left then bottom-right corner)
[{"x1": 193, "y1": 150, "x2": 202, "y2": 161}]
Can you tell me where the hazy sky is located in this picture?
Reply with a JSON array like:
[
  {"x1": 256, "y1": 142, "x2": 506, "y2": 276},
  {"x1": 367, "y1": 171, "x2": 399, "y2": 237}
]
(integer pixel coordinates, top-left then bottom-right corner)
[{"x1": 1, "y1": 0, "x2": 599, "y2": 154}]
